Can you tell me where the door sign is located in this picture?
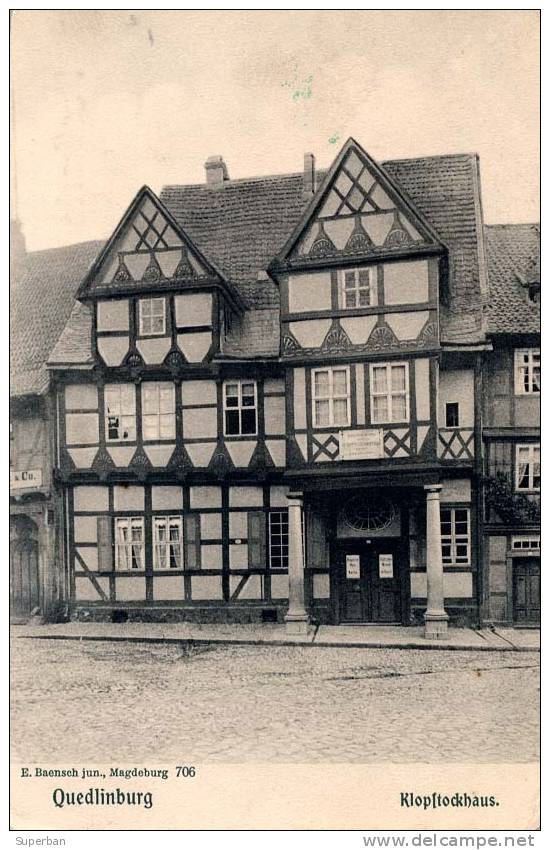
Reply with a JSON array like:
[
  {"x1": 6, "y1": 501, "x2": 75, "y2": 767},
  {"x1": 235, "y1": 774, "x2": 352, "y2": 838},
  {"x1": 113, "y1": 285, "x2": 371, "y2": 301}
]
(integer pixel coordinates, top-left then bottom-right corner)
[
  {"x1": 346, "y1": 554, "x2": 361, "y2": 579},
  {"x1": 379, "y1": 553, "x2": 394, "y2": 578}
]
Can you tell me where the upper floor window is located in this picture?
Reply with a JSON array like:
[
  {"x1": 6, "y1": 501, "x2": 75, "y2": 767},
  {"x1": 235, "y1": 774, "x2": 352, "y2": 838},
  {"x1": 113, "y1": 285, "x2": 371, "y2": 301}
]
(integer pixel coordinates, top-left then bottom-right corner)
[
  {"x1": 105, "y1": 384, "x2": 136, "y2": 442},
  {"x1": 115, "y1": 517, "x2": 144, "y2": 570},
  {"x1": 340, "y1": 268, "x2": 376, "y2": 309},
  {"x1": 370, "y1": 362, "x2": 409, "y2": 424},
  {"x1": 515, "y1": 349, "x2": 540, "y2": 395},
  {"x1": 142, "y1": 382, "x2": 175, "y2": 441},
  {"x1": 224, "y1": 380, "x2": 257, "y2": 436},
  {"x1": 445, "y1": 402, "x2": 460, "y2": 428},
  {"x1": 312, "y1": 366, "x2": 350, "y2": 427},
  {"x1": 441, "y1": 508, "x2": 470, "y2": 566},
  {"x1": 153, "y1": 516, "x2": 183, "y2": 570},
  {"x1": 516, "y1": 444, "x2": 540, "y2": 492},
  {"x1": 139, "y1": 297, "x2": 166, "y2": 336}
]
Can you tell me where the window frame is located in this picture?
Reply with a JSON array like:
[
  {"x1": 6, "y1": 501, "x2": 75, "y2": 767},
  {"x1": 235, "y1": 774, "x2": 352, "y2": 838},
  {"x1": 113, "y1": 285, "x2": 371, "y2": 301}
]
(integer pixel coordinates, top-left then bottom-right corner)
[
  {"x1": 311, "y1": 366, "x2": 351, "y2": 428},
  {"x1": 141, "y1": 382, "x2": 176, "y2": 442},
  {"x1": 223, "y1": 379, "x2": 258, "y2": 437},
  {"x1": 339, "y1": 267, "x2": 376, "y2": 310},
  {"x1": 369, "y1": 361, "x2": 410, "y2": 424},
  {"x1": 514, "y1": 348, "x2": 540, "y2": 395},
  {"x1": 138, "y1": 296, "x2": 166, "y2": 337},
  {"x1": 515, "y1": 443, "x2": 541, "y2": 492},
  {"x1": 104, "y1": 383, "x2": 136, "y2": 443},
  {"x1": 114, "y1": 516, "x2": 145, "y2": 571},
  {"x1": 445, "y1": 402, "x2": 460, "y2": 428},
  {"x1": 440, "y1": 506, "x2": 471, "y2": 567},
  {"x1": 153, "y1": 515, "x2": 184, "y2": 570},
  {"x1": 268, "y1": 510, "x2": 289, "y2": 570}
]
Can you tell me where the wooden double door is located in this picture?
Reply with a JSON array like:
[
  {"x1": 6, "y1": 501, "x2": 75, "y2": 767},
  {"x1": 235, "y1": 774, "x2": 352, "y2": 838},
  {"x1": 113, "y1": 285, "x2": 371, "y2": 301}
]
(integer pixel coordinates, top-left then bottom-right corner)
[
  {"x1": 513, "y1": 558, "x2": 540, "y2": 624},
  {"x1": 337, "y1": 540, "x2": 403, "y2": 623}
]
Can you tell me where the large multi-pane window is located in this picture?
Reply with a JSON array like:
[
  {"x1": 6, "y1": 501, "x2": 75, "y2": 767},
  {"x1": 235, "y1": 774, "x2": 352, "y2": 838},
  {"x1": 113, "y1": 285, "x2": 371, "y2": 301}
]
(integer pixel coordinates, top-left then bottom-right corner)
[
  {"x1": 340, "y1": 268, "x2": 375, "y2": 309},
  {"x1": 370, "y1": 362, "x2": 409, "y2": 423},
  {"x1": 142, "y1": 382, "x2": 175, "y2": 441},
  {"x1": 115, "y1": 517, "x2": 144, "y2": 570},
  {"x1": 223, "y1": 380, "x2": 257, "y2": 436},
  {"x1": 312, "y1": 367, "x2": 350, "y2": 427},
  {"x1": 441, "y1": 508, "x2": 470, "y2": 566},
  {"x1": 139, "y1": 297, "x2": 166, "y2": 336},
  {"x1": 515, "y1": 349, "x2": 540, "y2": 395},
  {"x1": 153, "y1": 516, "x2": 183, "y2": 570},
  {"x1": 269, "y1": 510, "x2": 289, "y2": 569},
  {"x1": 516, "y1": 444, "x2": 541, "y2": 491},
  {"x1": 105, "y1": 384, "x2": 136, "y2": 442}
]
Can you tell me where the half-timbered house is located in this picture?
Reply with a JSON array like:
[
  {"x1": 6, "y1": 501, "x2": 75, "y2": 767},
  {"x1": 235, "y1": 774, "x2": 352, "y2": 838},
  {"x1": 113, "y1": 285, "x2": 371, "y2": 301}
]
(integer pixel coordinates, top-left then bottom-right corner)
[{"x1": 11, "y1": 136, "x2": 535, "y2": 633}]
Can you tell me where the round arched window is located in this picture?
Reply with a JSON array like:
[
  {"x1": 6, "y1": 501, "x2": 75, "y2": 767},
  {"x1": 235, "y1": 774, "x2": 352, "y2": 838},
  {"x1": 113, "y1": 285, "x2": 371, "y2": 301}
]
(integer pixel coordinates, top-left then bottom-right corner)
[{"x1": 342, "y1": 495, "x2": 396, "y2": 532}]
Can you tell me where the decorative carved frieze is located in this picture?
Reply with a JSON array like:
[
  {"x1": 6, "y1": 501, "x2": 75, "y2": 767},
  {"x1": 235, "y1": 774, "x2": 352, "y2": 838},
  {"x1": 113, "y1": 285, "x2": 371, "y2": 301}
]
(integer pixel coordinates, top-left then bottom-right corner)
[
  {"x1": 321, "y1": 324, "x2": 352, "y2": 352},
  {"x1": 141, "y1": 253, "x2": 162, "y2": 283},
  {"x1": 113, "y1": 254, "x2": 132, "y2": 283},
  {"x1": 173, "y1": 248, "x2": 196, "y2": 279},
  {"x1": 309, "y1": 222, "x2": 337, "y2": 259},
  {"x1": 344, "y1": 217, "x2": 375, "y2": 254}
]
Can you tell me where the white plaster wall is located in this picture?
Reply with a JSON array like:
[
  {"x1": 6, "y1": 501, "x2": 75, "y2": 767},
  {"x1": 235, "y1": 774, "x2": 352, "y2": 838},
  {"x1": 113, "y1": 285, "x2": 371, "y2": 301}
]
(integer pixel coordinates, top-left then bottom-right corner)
[
  {"x1": 288, "y1": 271, "x2": 332, "y2": 313},
  {"x1": 415, "y1": 359, "x2": 430, "y2": 420},
  {"x1": 66, "y1": 413, "x2": 99, "y2": 446},
  {"x1": 181, "y1": 380, "x2": 217, "y2": 406},
  {"x1": 175, "y1": 292, "x2": 212, "y2": 326},
  {"x1": 98, "y1": 336, "x2": 129, "y2": 366},
  {"x1": 65, "y1": 384, "x2": 98, "y2": 411},
  {"x1": 438, "y1": 369, "x2": 474, "y2": 427},
  {"x1": 383, "y1": 260, "x2": 429, "y2": 304},
  {"x1": 441, "y1": 478, "x2": 472, "y2": 503},
  {"x1": 190, "y1": 486, "x2": 222, "y2": 509},
  {"x1": 152, "y1": 485, "x2": 183, "y2": 510},
  {"x1": 289, "y1": 319, "x2": 331, "y2": 349},
  {"x1": 73, "y1": 485, "x2": 108, "y2": 512},
  {"x1": 97, "y1": 299, "x2": 129, "y2": 331}
]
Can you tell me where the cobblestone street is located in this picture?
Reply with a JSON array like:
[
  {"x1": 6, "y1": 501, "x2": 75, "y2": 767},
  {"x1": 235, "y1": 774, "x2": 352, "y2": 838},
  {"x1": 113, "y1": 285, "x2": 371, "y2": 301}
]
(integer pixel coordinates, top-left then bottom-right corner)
[{"x1": 11, "y1": 637, "x2": 539, "y2": 763}]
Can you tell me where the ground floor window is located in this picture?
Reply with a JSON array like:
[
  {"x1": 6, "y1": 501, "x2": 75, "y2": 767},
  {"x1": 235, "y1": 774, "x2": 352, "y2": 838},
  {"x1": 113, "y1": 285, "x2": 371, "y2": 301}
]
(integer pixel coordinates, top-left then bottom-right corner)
[
  {"x1": 153, "y1": 516, "x2": 183, "y2": 569},
  {"x1": 440, "y1": 507, "x2": 470, "y2": 565},
  {"x1": 115, "y1": 517, "x2": 144, "y2": 570},
  {"x1": 268, "y1": 510, "x2": 289, "y2": 569}
]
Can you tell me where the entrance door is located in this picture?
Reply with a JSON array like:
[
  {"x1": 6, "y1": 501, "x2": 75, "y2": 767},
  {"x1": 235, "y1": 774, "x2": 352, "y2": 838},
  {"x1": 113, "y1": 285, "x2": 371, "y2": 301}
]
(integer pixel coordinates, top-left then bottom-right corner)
[
  {"x1": 10, "y1": 537, "x2": 40, "y2": 620},
  {"x1": 338, "y1": 542, "x2": 402, "y2": 623},
  {"x1": 513, "y1": 558, "x2": 540, "y2": 624}
]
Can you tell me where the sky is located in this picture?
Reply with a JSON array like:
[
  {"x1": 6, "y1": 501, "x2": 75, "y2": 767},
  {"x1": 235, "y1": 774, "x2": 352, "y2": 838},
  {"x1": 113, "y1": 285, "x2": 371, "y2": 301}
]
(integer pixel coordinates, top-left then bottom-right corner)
[{"x1": 11, "y1": 10, "x2": 540, "y2": 252}]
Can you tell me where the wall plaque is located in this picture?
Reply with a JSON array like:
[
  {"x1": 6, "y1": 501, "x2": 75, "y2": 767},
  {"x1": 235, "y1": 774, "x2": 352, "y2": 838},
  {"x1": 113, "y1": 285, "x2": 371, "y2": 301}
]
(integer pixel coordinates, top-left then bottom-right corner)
[
  {"x1": 10, "y1": 469, "x2": 43, "y2": 490},
  {"x1": 379, "y1": 553, "x2": 394, "y2": 578},
  {"x1": 346, "y1": 554, "x2": 361, "y2": 579},
  {"x1": 339, "y1": 428, "x2": 384, "y2": 461}
]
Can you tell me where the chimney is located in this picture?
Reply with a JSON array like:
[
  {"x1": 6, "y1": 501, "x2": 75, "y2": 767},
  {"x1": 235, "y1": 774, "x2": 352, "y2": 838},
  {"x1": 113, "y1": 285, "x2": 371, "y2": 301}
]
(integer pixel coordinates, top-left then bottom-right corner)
[
  {"x1": 205, "y1": 155, "x2": 229, "y2": 188},
  {"x1": 303, "y1": 152, "x2": 315, "y2": 199}
]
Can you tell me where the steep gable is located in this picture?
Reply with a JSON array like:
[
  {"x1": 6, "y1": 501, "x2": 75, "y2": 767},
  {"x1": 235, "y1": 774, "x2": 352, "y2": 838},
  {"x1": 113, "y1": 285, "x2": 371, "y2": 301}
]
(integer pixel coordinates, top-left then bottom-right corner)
[
  {"x1": 77, "y1": 186, "x2": 243, "y2": 311},
  {"x1": 272, "y1": 138, "x2": 445, "y2": 269}
]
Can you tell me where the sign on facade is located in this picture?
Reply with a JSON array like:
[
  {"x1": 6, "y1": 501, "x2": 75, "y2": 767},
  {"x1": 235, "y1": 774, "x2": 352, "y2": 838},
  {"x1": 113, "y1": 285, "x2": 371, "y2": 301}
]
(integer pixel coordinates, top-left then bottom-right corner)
[
  {"x1": 10, "y1": 469, "x2": 43, "y2": 490},
  {"x1": 379, "y1": 553, "x2": 394, "y2": 578},
  {"x1": 339, "y1": 428, "x2": 384, "y2": 461},
  {"x1": 346, "y1": 554, "x2": 361, "y2": 579}
]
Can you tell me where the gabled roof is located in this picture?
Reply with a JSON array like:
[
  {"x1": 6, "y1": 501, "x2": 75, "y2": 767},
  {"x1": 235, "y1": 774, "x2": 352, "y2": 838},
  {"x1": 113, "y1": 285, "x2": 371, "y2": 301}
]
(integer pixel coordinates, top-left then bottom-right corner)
[
  {"x1": 272, "y1": 137, "x2": 446, "y2": 267},
  {"x1": 77, "y1": 185, "x2": 244, "y2": 312},
  {"x1": 484, "y1": 223, "x2": 540, "y2": 335},
  {"x1": 10, "y1": 239, "x2": 104, "y2": 397}
]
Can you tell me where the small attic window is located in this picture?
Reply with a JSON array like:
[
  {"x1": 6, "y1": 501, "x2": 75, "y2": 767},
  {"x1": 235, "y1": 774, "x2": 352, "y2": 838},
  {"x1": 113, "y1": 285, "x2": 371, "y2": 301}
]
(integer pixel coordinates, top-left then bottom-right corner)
[{"x1": 139, "y1": 297, "x2": 166, "y2": 336}]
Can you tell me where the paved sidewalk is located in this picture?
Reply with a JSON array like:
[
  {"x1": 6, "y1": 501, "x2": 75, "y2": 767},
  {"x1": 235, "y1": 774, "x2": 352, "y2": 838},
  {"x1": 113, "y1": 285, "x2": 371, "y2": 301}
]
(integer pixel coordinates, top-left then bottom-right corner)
[{"x1": 11, "y1": 620, "x2": 539, "y2": 652}]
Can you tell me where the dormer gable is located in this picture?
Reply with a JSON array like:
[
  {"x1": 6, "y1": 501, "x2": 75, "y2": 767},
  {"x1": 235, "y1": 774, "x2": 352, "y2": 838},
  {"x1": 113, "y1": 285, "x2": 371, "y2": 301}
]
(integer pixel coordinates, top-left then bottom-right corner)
[
  {"x1": 270, "y1": 138, "x2": 446, "y2": 272},
  {"x1": 76, "y1": 186, "x2": 244, "y2": 314}
]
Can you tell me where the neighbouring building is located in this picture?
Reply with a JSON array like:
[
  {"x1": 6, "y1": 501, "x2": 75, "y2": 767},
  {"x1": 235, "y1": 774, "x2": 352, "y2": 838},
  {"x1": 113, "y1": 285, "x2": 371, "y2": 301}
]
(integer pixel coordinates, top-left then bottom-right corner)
[{"x1": 10, "y1": 138, "x2": 540, "y2": 631}]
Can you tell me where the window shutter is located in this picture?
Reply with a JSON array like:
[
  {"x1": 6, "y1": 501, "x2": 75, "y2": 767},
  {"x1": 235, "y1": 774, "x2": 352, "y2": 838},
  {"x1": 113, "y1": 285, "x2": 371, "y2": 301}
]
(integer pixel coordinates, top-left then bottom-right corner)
[
  {"x1": 248, "y1": 511, "x2": 266, "y2": 568},
  {"x1": 184, "y1": 514, "x2": 201, "y2": 568},
  {"x1": 97, "y1": 516, "x2": 112, "y2": 571},
  {"x1": 307, "y1": 508, "x2": 327, "y2": 569}
]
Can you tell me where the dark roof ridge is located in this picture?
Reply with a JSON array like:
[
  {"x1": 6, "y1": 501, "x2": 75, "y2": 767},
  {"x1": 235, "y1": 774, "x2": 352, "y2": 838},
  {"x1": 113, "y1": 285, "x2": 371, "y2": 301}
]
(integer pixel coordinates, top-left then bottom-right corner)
[
  {"x1": 382, "y1": 151, "x2": 477, "y2": 164},
  {"x1": 485, "y1": 222, "x2": 540, "y2": 230}
]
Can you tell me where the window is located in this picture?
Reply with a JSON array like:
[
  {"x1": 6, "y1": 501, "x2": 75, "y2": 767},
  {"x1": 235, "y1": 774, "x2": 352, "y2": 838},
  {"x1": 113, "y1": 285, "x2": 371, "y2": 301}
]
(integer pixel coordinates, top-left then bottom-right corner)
[
  {"x1": 115, "y1": 517, "x2": 144, "y2": 570},
  {"x1": 269, "y1": 510, "x2": 289, "y2": 569},
  {"x1": 441, "y1": 508, "x2": 470, "y2": 566},
  {"x1": 105, "y1": 384, "x2": 136, "y2": 442},
  {"x1": 153, "y1": 516, "x2": 183, "y2": 569},
  {"x1": 445, "y1": 402, "x2": 460, "y2": 428},
  {"x1": 223, "y1": 380, "x2": 257, "y2": 436},
  {"x1": 516, "y1": 444, "x2": 540, "y2": 491},
  {"x1": 370, "y1": 363, "x2": 409, "y2": 423},
  {"x1": 312, "y1": 367, "x2": 350, "y2": 427},
  {"x1": 512, "y1": 536, "x2": 540, "y2": 552},
  {"x1": 341, "y1": 268, "x2": 375, "y2": 309},
  {"x1": 139, "y1": 297, "x2": 166, "y2": 336},
  {"x1": 515, "y1": 349, "x2": 540, "y2": 395},
  {"x1": 142, "y1": 383, "x2": 175, "y2": 441}
]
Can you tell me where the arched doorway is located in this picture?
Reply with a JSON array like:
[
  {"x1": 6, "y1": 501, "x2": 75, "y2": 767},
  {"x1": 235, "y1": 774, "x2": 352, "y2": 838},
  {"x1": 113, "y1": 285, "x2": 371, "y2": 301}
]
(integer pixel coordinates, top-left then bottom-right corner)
[{"x1": 10, "y1": 516, "x2": 40, "y2": 621}]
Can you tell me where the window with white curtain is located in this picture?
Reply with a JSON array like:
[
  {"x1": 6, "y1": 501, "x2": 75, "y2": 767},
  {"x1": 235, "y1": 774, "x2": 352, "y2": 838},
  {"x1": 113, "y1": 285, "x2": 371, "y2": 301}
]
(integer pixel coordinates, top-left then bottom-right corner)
[
  {"x1": 515, "y1": 444, "x2": 540, "y2": 491},
  {"x1": 370, "y1": 362, "x2": 409, "y2": 423},
  {"x1": 312, "y1": 366, "x2": 350, "y2": 427},
  {"x1": 115, "y1": 517, "x2": 144, "y2": 570},
  {"x1": 514, "y1": 349, "x2": 540, "y2": 395},
  {"x1": 105, "y1": 384, "x2": 136, "y2": 442},
  {"x1": 153, "y1": 516, "x2": 183, "y2": 570},
  {"x1": 142, "y1": 382, "x2": 175, "y2": 441}
]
